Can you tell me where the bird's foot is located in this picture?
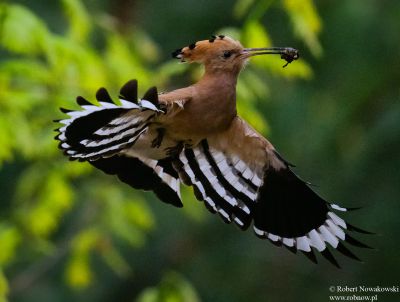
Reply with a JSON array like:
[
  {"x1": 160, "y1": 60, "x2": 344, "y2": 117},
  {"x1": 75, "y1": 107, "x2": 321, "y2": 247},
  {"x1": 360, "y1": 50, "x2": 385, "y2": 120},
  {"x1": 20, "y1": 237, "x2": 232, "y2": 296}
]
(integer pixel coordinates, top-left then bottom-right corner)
[
  {"x1": 165, "y1": 141, "x2": 185, "y2": 157},
  {"x1": 151, "y1": 128, "x2": 165, "y2": 148}
]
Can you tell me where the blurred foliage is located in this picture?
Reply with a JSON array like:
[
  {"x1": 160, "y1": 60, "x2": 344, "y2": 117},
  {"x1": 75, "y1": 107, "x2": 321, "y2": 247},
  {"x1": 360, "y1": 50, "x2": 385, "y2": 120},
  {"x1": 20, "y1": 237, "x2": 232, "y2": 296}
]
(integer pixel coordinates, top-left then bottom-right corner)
[
  {"x1": 0, "y1": 0, "x2": 399, "y2": 302},
  {"x1": 136, "y1": 272, "x2": 201, "y2": 302}
]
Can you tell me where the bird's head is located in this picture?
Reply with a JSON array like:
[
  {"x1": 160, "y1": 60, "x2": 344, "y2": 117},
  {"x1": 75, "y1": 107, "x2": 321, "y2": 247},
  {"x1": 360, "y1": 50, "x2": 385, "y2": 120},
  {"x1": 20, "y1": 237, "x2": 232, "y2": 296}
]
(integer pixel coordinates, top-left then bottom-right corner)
[{"x1": 172, "y1": 35, "x2": 299, "y2": 74}]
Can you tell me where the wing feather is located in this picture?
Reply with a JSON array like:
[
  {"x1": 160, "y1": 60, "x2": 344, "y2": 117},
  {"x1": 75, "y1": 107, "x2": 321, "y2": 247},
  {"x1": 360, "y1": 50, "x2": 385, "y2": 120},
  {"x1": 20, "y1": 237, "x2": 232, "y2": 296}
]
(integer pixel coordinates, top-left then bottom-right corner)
[{"x1": 176, "y1": 117, "x2": 372, "y2": 266}]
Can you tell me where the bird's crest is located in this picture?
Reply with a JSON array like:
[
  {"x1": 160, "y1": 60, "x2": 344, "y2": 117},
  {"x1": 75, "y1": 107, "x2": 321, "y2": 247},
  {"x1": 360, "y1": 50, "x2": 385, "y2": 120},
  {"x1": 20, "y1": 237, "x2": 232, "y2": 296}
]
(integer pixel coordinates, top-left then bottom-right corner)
[
  {"x1": 171, "y1": 35, "x2": 299, "y2": 69},
  {"x1": 172, "y1": 35, "x2": 244, "y2": 63}
]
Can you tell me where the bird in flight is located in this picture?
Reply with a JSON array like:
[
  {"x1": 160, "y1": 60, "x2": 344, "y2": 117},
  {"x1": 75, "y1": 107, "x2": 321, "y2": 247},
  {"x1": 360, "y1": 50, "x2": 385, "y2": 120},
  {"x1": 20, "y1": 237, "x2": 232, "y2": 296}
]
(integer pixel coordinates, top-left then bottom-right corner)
[{"x1": 55, "y1": 35, "x2": 372, "y2": 267}]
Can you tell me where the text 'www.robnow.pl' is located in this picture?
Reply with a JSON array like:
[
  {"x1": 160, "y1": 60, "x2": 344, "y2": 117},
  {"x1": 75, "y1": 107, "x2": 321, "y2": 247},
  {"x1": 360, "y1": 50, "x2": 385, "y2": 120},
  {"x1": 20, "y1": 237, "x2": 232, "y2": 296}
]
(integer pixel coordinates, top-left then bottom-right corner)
[{"x1": 328, "y1": 285, "x2": 399, "y2": 301}]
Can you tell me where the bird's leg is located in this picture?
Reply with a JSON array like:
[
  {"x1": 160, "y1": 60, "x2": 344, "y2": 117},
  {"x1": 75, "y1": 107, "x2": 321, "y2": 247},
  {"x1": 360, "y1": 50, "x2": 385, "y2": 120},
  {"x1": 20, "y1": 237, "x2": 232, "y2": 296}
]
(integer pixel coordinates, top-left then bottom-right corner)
[
  {"x1": 165, "y1": 141, "x2": 185, "y2": 157},
  {"x1": 151, "y1": 128, "x2": 165, "y2": 148}
]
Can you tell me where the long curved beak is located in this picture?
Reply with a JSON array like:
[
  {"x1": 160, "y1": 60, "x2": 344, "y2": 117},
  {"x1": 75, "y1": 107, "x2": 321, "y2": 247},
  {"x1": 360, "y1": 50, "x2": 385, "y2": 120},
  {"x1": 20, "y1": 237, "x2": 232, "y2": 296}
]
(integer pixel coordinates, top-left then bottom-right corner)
[{"x1": 242, "y1": 47, "x2": 299, "y2": 67}]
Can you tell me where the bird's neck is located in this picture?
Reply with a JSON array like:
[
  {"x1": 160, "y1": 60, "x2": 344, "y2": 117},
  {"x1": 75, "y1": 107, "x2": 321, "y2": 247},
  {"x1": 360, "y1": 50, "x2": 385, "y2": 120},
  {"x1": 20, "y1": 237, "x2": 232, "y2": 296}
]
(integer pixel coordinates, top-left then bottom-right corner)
[{"x1": 196, "y1": 68, "x2": 239, "y2": 94}]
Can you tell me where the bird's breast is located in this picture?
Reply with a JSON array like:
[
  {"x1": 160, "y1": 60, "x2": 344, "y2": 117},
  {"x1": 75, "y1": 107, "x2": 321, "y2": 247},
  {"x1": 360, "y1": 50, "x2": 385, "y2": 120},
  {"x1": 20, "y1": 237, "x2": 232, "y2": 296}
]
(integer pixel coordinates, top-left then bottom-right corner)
[{"x1": 165, "y1": 92, "x2": 237, "y2": 142}]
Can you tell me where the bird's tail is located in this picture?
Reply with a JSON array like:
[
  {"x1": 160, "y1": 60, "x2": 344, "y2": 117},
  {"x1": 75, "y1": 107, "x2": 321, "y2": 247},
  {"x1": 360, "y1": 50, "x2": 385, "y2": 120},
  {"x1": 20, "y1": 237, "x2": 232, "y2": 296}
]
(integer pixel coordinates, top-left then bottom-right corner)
[{"x1": 55, "y1": 80, "x2": 164, "y2": 161}]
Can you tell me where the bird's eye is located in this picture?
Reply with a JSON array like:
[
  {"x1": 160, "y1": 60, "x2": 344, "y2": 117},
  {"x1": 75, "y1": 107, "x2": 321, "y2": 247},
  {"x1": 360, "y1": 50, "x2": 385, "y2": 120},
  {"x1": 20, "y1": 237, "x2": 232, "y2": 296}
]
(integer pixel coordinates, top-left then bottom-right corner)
[{"x1": 223, "y1": 51, "x2": 232, "y2": 59}]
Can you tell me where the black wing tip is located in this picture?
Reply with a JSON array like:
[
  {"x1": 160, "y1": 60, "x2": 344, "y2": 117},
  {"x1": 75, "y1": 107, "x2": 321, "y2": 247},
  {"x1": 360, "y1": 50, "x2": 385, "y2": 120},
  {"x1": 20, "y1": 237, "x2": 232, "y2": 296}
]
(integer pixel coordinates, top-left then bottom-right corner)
[
  {"x1": 172, "y1": 160, "x2": 192, "y2": 186},
  {"x1": 268, "y1": 239, "x2": 283, "y2": 247},
  {"x1": 302, "y1": 250, "x2": 318, "y2": 264},
  {"x1": 154, "y1": 186, "x2": 183, "y2": 208},
  {"x1": 347, "y1": 223, "x2": 376, "y2": 235},
  {"x1": 76, "y1": 96, "x2": 93, "y2": 106},
  {"x1": 254, "y1": 231, "x2": 267, "y2": 240},
  {"x1": 284, "y1": 245, "x2": 297, "y2": 254},
  {"x1": 203, "y1": 201, "x2": 217, "y2": 214},
  {"x1": 336, "y1": 242, "x2": 362, "y2": 262},
  {"x1": 96, "y1": 87, "x2": 114, "y2": 104},
  {"x1": 328, "y1": 203, "x2": 363, "y2": 212},
  {"x1": 192, "y1": 186, "x2": 204, "y2": 201},
  {"x1": 321, "y1": 249, "x2": 341, "y2": 268},
  {"x1": 120, "y1": 79, "x2": 138, "y2": 103},
  {"x1": 217, "y1": 212, "x2": 231, "y2": 224},
  {"x1": 142, "y1": 86, "x2": 159, "y2": 106},
  {"x1": 345, "y1": 234, "x2": 374, "y2": 249},
  {"x1": 60, "y1": 107, "x2": 72, "y2": 113},
  {"x1": 346, "y1": 207, "x2": 363, "y2": 211}
]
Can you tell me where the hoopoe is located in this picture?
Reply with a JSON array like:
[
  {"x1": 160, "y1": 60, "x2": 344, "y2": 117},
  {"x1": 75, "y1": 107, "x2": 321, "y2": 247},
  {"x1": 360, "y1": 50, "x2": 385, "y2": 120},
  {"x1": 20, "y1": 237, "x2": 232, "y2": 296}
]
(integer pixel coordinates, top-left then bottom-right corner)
[{"x1": 55, "y1": 35, "x2": 372, "y2": 267}]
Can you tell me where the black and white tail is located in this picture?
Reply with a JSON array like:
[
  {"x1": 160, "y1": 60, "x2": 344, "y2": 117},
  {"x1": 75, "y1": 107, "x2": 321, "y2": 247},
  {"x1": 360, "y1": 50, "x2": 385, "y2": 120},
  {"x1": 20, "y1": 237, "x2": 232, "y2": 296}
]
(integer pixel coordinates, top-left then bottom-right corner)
[{"x1": 55, "y1": 80, "x2": 182, "y2": 207}]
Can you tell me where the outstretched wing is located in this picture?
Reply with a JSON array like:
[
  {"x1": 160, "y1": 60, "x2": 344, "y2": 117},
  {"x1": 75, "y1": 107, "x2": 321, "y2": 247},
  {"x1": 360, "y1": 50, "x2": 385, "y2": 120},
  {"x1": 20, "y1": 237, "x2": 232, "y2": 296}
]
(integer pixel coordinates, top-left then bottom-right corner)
[
  {"x1": 55, "y1": 80, "x2": 163, "y2": 161},
  {"x1": 55, "y1": 80, "x2": 182, "y2": 207},
  {"x1": 174, "y1": 116, "x2": 372, "y2": 267}
]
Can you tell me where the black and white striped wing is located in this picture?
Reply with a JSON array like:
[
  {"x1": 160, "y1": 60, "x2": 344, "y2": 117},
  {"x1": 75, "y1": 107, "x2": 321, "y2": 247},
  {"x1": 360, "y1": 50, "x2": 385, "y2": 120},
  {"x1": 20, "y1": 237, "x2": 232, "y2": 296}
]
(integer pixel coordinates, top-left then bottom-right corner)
[
  {"x1": 55, "y1": 80, "x2": 182, "y2": 207},
  {"x1": 91, "y1": 155, "x2": 182, "y2": 207},
  {"x1": 174, "y1": 130, "x2": 372, "y2": 267},
  {"x1": 174, "y1": 140, "x2": 261, "y2": 230},
  {"x1": 55, "y1": 80, "x2": 163, "y2": 161}
]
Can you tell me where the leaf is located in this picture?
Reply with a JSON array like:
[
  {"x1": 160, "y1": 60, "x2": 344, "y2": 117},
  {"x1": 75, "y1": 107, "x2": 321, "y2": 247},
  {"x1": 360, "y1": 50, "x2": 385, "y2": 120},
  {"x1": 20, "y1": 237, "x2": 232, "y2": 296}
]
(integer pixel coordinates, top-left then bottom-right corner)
[
  {"x1": 61, "y1": 0, "x2": 91, "y2": 43},
  {"x1": 243, "y1": 0, "x2": 274, "y2": 22},
  {"x1": 136, "y1": 271, "x2": 201, "y2": 302},
  {"x1": 65, "y1": 255, "x2": 93, "y2": 289},
  {"x1": 124, "y1": 200, "x2": 155, "y2": 230},
  {"x1": 237, "y1": 98, "x2": 270, "y2": 135},
  {"x1": 283, "y1": 0, "x2": 323, "y2": 57},
  {"x1": 0, "y1": 59, "x2": 51, "y2": 84},
  {"x1": 14, "y1": 168, "x2": 74, "y2": 237},
  {"x1": 233, "y1": 0, "x2": 256, "y2": 19},
  {"x1": 100, "y1": 245, "x2": 131, "y2": 277},
  {"x1": 0, "y1": 269, "x2": 9, "y2": 302},
  {"x1": 132, "y1": 29, "x2": 160, "y2": 63},
  {"x1": 181, "y1": 187, "x2": 206, "y2": 223},
  {"x1": 241, "y1": 20, "x2": 272, "y2": 49},
  {"x1": 0, "y1": 224, "x2": 21, "y2": 266},
  {"x1": 156, "y1": 61, "x2": 187, "y2": 86},
  {"x1": 71, "y1": 228, "x2": 100, "y2": 254},
  {"x1": 236, "y1": 70, "x2": 270, "y2": 134},
  {"x1": 0, "y1": 116, "x2": 14, "y2": 163},
  {"x1": 0, "y1": 4, "x2": 50, "y2": 55},
  {"x1": 47, "y1": 36, "x2": 107, "y2": 91},
  {"x1": 105, "y1": 33, "x2": 152, "y2": 88}
]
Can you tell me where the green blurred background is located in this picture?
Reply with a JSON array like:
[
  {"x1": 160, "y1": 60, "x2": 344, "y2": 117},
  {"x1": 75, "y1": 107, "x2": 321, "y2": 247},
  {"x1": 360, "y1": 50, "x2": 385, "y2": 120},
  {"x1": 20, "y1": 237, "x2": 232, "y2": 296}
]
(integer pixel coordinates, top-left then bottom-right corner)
[{"x1": 0, "y1": 0, "x2": 399, "y2": 301}]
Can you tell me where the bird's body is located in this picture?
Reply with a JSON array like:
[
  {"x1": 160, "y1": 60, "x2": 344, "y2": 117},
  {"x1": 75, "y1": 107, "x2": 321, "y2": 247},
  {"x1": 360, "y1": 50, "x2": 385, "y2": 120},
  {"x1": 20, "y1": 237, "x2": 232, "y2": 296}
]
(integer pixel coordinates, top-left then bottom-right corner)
[
  {"x1": 160, "y1": 73, "x2": 237, "y2": 140},
  {"x1": 55, "y1": 35, "x2": 372, "y2": 267}
]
